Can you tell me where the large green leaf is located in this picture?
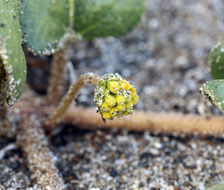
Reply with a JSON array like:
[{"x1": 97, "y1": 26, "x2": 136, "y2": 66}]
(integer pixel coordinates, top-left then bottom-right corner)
[
  {"x1": 0, "y1": 0, "x2": 27, "y2": 107},
  {"x1": 210, "y1": 38, "x2": 224, "y2": 79},
  {"x1": 200, "y1": 80, "x2": 224, "y2": 111},
  {"x1": 74, "y1": 0, "x2": 144, "y2": 39},
  {"x1": 19, "y1": 0, "x2": 69, "y2": 55},
  {"x1": 20, "y1": 0, "x2": 144, "y2": 54}
]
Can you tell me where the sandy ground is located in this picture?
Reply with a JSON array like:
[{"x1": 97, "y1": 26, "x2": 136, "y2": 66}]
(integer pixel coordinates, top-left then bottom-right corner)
[{"x1": 2, "y1": 0, "x2": 224, "y2": 189}]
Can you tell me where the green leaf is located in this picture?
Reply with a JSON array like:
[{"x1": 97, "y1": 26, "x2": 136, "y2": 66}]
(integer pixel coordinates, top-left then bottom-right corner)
[
  {"x1": 0, "y1": 0, "x2": 27, "y2": 106},
  {"x1": 207, "y1": 183, "x2": 224, "y2": 190},
  {"x1": 20, "y1": 0, "x2": 144, "y2": 54},
  {"x1": 19, "y1": 0, "x2": 69, "y2": 55},
  {"x1": 210, "y1": 38, "x2": 224, "y2": 79},
  {"x1": 200, "y1": 80, "x2": 224, "y2": 111},
  {"x1": 74, "y1": 0, "x2": 144, "y2": 40}
]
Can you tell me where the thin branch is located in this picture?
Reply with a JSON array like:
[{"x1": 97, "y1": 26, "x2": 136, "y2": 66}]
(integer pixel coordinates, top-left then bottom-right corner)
[
  {"x1": 17, "y1": 114, "x2": 65, "y2": 190},
  {"x1": 46, "y1": 73, "x2": 99, "y2": 126}
]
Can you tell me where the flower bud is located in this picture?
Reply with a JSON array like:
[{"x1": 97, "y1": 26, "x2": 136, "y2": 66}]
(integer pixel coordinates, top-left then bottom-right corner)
[
  {"x1": 116, "y1": 95, "x2": 126, "y2": 105},
  {"x1": 107, "y1": 81, "x2": 120, "y2": 93},
  {"x1": 105, "y1": 95, "x2": 116, "y2": 106},
  {"x1": 94, "y1": 73, "x2": 139, "y2": 120}
]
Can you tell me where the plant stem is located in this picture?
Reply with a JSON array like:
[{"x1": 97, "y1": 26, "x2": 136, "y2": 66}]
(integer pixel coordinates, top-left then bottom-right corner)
[
  {"x1": 46, "y1": 73, "x2": 99, "y2": 127},
  {"x1": 0, "y1": 66, "x2": 13, "y2": 137},
  {"x1": 46, "y1": 33, "x2": 75, "y2": 105},
  {"x1": 17, "y1": 114, "x2": 65, "y2": 190},
  {"x1": 0, "y1": 106, "x2": 14, "y2": 137},
  {"x1": 69, "y1": 0, "x2": 75, "y2": 29},
  {"x1": 63, "y1": 107, "x2": 224, "y2": 136}
]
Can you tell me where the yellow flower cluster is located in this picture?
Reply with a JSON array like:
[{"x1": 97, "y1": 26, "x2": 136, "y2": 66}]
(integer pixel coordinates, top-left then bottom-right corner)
[{"x1": 94, "y1": 73, "x2": 139, "y2": 120}]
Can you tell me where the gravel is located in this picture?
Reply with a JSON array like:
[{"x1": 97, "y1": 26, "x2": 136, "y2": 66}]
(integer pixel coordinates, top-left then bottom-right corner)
[{"x1": 2, "y1": 0, "x2": 224, "y2": 189}]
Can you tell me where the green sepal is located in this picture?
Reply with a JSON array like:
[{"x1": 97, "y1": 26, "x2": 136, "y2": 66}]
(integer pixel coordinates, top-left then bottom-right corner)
[
  {"x1": 0, "y1": 0, "x2": 27, "y2": 106},
  {"x1": 200, "y1": 80, "x2": 224, "y2": 111}
]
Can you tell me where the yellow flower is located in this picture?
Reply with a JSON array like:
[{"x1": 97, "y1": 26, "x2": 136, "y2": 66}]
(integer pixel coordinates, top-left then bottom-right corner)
[
  {"x1": 94, "y1": 73, "x2": 139, "y2": 120},
  {"x1": 105, "y1": 94, "x2": 116, "y2": 106},
  {"x1": 119, "y1": 80, "x2": 130, "y2": 90},
  {"x1": 110, "y1": 108, "x2": 118, "y2": 118},
  {"x1": 102, "y1": 112, "x2": 111, "y2": 120},
  {"x1": 101, "y1": 101, "x2": 110, "y2": 111},
  {"x1": 130, "y1": 87, "x2": 136, "y2": 93},
  {"x1": 107, "y1": 81, "x2": 120, "y2": 94},
  {"x1": 116, "y1": 94, "x2": 126, "y2": 105},
  {"x1": 116, "y1": 104, "x2": 126, "y2": 112}
]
